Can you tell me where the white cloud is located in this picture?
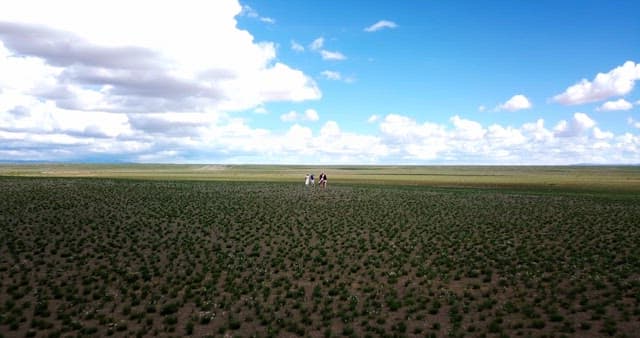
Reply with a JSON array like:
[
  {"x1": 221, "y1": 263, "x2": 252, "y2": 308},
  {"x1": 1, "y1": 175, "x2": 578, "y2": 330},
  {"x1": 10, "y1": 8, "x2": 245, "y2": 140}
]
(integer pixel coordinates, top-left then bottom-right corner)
[
  {"x1": 371, "y1": 113, "x2": 640, "y2": 164},
  {"x1": 321, "y1": 70, "x2": 342, "y2": 80},
  {"x1": 478, "y1": 105, "x2": 487, "y2": 112},
  {"x1": 259, "y1": 17, "x2": 275, "y2": 24},
  {"x1": 279, "y1": 109, "x2": 319, "y2": 123},
  {"x1": 3, "y1": 104, "x2": 640, "y2": 163},
  {"x1": 0, "y1": 0, "x2": 320, "y2": 116},
  {"x1": 496, "y1": 94, "x2": 532, "y2": 112},
  {"x1": 554, "y1": 112, "x2": 596, "y2": 137},
  {"x1": 380, "y1": 114, "x2": 445, "y2": 142},
  {"x1": 592, "y1": 127, "x2": 614, "y2": 140},
  {"x1": 304, "y1": 108, "x2": 319, "y2": 121},
  {"x1": 320, "y1": 70, "x2": 355, "y2": 83},
  {"x1": 2, "y1": 2, "x2": 640, "y2": 164},
  {"x1": 451, "y1": 115, "x2": 486, "y2": 140},
  {"x1": 597, "y1": 98, "x2": 633, "y2": 111},
  {"x1": 320, "y1": 50, "x2": 346, "y2": 61},
  {"x1": 320, "y1": 121, "x2": 340, "y2": 137},
  {"x1": 487, "y1": 124, "x2": 526, "y2": 146},
  {"x1": 628, "y1": 117, "x2": 640, "y2": 129},
  {"x1": 241, "y1": 5, "x2": 274, "y2": 24},
  {"x1": 280, "y1": 110, "x2": 298, "y2": 122},
  {"x1": 310, "y1": 37, "x2": 324, "y2": 51},
  {"x1": 314, "y1": 121, "x2": 389, "y2": 160},
  {"x1": 521, "y1": 119, "x2": 553, "y2": 142},
  {"x1": 284, "y1": 124, "x2": 313, "y2": 149},
  {"x1": 573, "y1": 112, "x2": 597, "y2": 129},
  {"x1": 0, "y1": 0, "x2": 328, "y2": 162},
  {"x1": 553, "y1": 61, "x2": 640, "y2": 105},
  {"x1": 291, "y1": 40, "x2": 304, "y2": 52},
  {"x1": 308, "y1": 36, "x2": 345, "y2": 62},
  {"x1": 241, "y1": 5, "x2": 259, "y2": 18},
  {"x1": 364, "y1": 20, "x2": 398, "y2": 32},
  {"x1": 253, "y1": 106, "x2": 267, "y2": 114}
]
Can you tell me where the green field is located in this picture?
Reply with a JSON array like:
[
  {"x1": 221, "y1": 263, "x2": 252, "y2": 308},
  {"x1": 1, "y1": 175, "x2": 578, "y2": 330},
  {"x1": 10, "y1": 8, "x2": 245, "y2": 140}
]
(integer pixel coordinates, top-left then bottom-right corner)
[
  {"x1": 2, "y1": 164, "x2": 640, "y2": 193},
  {"x1": 1, "y1": 165, "x2": 639, "y2": 337}
]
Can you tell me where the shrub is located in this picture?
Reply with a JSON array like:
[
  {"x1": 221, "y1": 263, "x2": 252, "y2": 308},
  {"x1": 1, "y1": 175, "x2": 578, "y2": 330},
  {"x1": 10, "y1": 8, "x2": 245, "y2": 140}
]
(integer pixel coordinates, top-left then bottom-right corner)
[
  {"x1": 160, "y1": 302, "x2": 179, "y2": 315},
  {"x1": 185, "y1": 321, "x2": 194, "y2": 335}
]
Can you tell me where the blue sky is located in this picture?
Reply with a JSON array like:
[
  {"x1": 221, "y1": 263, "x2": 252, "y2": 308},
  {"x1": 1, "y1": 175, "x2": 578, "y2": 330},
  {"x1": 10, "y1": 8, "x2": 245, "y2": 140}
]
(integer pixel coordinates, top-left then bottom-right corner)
[
  {"x1": 240, "y1": 0, "x2": 639, "y2": 130},
  {"x1": 1, "y1": 0, "x2": 639, "y2": 164}
]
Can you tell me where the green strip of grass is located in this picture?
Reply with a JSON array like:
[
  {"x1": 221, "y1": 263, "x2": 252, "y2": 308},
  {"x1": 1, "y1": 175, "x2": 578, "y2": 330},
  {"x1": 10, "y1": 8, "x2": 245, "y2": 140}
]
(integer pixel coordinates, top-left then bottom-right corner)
[{"x1": 1, "y1": 164, "x2": 639, "y2": 195}]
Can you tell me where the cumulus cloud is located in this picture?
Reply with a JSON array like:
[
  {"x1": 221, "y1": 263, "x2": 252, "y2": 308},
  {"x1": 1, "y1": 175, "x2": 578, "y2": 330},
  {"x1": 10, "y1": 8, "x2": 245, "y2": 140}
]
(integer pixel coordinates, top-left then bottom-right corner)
[
  {"x1": 3, "y1": 103, "x2": 640, "y2": 163},
  {"x1": 280, "y1": 109, "x2": 319, "y2": 122},
  {"x1": 304, "y1": 108, "x2": 319, "y2": 121},
  {"x1": 553, "y1": 112, "x2": 596, "y2": 137},
  {"x1": 379, "y1": 114, "x2": 445, "y2": 144},
  {"x1": 370, "y1": 112, "x2": 639, "y2": 164},
  {"x1": 487, "y1": 124, "x2": 526, "y2": 145},
  {"x1": 0, "y1": 22, "x2": 162, "y2": 70},
  {"x1": 553, "y1": 61, "x2": 640, "y2": 105},
  {"x1": 253, "y1": 106, "x2": 268, "y2": 114},
  {"x1": 314, "y1": 121, "x2": 389, "y2": 160},
  {"x1": 592, "y1": 127, "x2": 614, "y2": 140},
  {"x1": 320, "y1": 50, "x2": 346, "y2": 61},
  {"x1": 0, "y1": 0, "x2": 329, "y2": 162},
  {"x1": 597, "y1": 98, "x2": 633, "y2": 111},
  {"x1": 451, "y1": 115, "x2": 486, "y2": 140},
  {"x1": 2, "y1": 2, "x2": 640, "y2": 164},
  {"x1": 380, "y1": 113, "x2": 639, "y2": 164},
  {"x1": 220, "y1": 120, "x2": 388, "y2": 164},
  {"x1": 496, "y1": 94, "x2": 532, "y2": 112},
  {"x1": 0, "y1": 0, "x2": 320, "y2": 116},
  {"x1": 521, "y1": 119, "x2": 553, "y2": 142},
  {"x1": 320, "y1": 121, "x2": 341, "y2": 137},
  {"x1": 279, "y1": 111, "x2": 298, "y2": 122},
  {"x1": 628, "y1": 117, "x2": 640, "y2": 129},
  {"x1": 367, "y1": 115, "x2": 380, "y2": 123},
  {"x1": 364, "y1": 20, "x2": 398, "y2": 32},
  {"x1": 127, "y1": 113, "x2": 208, "y2": 136}
]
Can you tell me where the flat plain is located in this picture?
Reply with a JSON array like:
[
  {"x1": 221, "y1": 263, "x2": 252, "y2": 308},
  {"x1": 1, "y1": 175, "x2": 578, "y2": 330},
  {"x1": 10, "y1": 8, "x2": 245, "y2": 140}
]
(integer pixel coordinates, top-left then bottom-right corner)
[
  {"x1": 2, "y1": 164, "x2": 640, "y2": 193},
  {"x1": 1, "y1": 165, "x2": 639, "y2": 337}
]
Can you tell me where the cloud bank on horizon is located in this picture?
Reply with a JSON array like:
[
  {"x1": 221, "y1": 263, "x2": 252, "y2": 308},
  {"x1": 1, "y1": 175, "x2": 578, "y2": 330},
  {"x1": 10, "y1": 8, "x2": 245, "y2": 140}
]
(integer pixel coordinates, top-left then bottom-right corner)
[{"x1": 1, "y1": 0, "x2": 639, "y2": 164}]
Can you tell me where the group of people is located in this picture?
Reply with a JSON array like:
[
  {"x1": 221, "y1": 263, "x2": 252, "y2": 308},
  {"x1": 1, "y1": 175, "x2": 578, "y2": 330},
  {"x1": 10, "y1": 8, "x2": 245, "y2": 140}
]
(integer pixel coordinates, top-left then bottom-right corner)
[{"x1": 305, "y1": 171, "x2": 328, "y2": 189}]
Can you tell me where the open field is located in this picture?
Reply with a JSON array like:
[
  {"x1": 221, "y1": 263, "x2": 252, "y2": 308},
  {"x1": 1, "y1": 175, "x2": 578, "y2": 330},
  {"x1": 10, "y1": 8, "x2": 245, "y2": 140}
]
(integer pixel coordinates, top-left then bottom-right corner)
[
  {"x1": 2, "y1": 164, "x2": 640, "y2": 193},
  {"x1": 1, "y1": 166, "x2": 640, "y2": 337}
]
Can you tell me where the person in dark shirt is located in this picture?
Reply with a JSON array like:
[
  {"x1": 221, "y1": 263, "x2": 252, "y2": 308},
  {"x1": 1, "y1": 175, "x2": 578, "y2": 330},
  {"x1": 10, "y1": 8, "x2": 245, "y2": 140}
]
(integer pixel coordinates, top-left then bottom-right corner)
[{"x1": 319, "y1": 172, "x2": 327, "y2": 189}]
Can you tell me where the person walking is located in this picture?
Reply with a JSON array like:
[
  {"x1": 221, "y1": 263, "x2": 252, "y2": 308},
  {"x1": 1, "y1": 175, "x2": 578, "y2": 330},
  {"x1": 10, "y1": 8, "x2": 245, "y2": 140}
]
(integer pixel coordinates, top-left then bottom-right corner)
[
  {"x1": 319, "y1": 172, "x2": 327, "y2": 189},
  {"x1": 305, "y1": 174, "x2": 310, "y2": 187},
  {"x1": 309, "y1": 173, "x2": 315, "y2": 188}
]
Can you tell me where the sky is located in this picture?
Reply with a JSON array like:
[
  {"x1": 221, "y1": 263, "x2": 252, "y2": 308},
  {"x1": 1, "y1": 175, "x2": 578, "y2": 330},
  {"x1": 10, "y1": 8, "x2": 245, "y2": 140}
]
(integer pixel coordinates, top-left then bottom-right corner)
[{"x1": 0, "y1": 0, "x2": 639, "y2": 164}]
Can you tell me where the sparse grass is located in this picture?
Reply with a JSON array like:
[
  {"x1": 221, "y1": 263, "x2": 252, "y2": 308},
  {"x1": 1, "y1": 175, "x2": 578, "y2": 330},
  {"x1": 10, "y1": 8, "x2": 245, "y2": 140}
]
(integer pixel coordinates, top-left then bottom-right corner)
[
  {"x1": 0, "y1": 167, "x2": 639, "y2": 336},
  {"x1": 2, "y1": 164, "x2": 640, "y2": 194}
]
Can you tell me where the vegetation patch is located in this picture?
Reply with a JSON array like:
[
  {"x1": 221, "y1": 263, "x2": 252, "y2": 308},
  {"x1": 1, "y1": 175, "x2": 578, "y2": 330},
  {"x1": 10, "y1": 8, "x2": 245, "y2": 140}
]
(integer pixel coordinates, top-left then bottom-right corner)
[{"x1": 0, "y1": 177, "x2": 639, "y2": 336}]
